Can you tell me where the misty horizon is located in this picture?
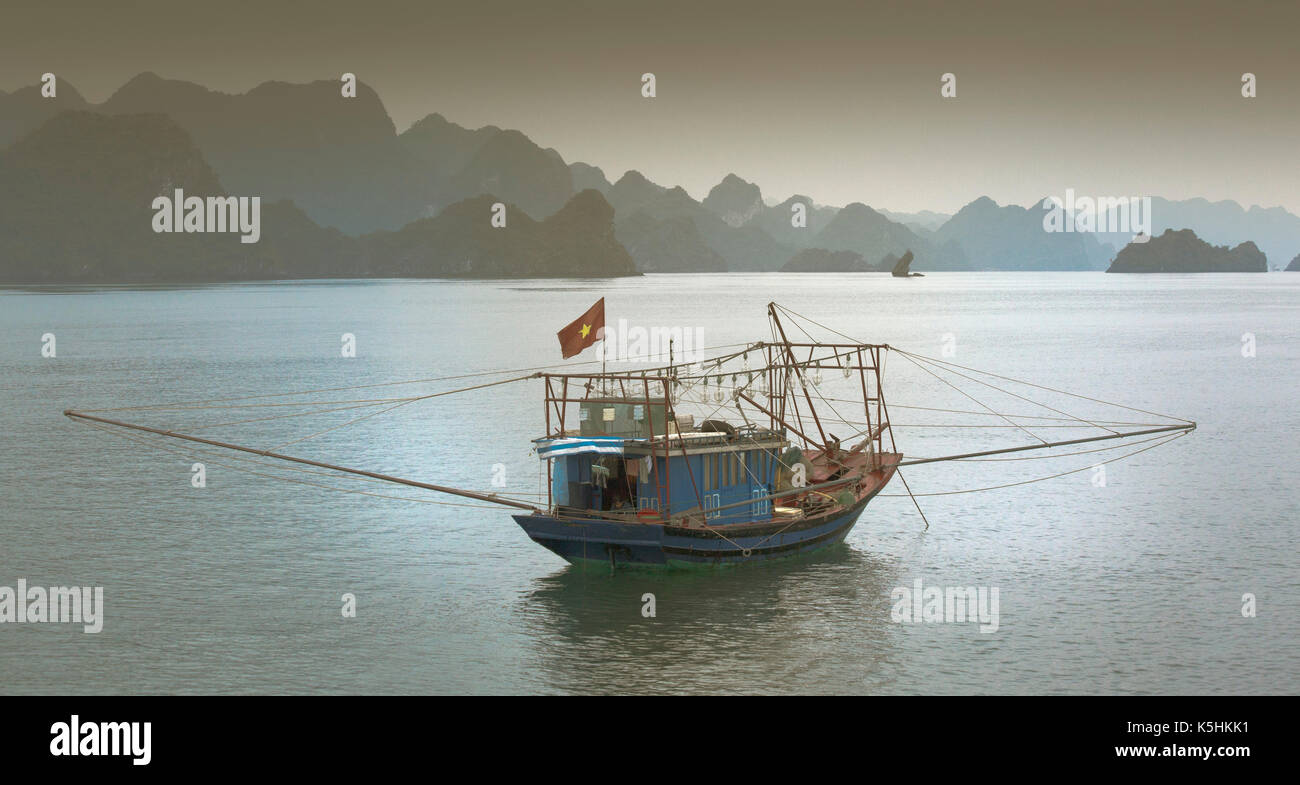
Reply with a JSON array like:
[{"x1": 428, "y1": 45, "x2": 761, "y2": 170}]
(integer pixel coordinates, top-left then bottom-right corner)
[{"x1": 2, "y1": 0, "x2": 1296, "y2": 215}]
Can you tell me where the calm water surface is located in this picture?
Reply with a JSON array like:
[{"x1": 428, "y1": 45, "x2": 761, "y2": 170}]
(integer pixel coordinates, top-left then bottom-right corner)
[{"x1": 1, "y1": 273, "x2": 1296, "y2": 694}]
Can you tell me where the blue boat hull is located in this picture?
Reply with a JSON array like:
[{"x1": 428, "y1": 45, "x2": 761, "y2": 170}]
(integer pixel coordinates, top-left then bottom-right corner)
[{"x1": 512, "y1": 489, "x2": 884, "y2": 569}]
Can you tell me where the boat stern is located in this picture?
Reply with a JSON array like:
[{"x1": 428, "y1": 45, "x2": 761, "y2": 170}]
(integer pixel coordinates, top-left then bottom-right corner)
[{"x1": 512, "y1": 513, "x2": 668, "y2": 567}]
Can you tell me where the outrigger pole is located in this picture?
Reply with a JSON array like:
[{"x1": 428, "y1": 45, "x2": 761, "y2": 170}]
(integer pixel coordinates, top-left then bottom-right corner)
[
  {"x1": 895, "y1": 422, "x2": 1195, "y2": 466},
  {"x1": 62, "y1": 409, "x2": 542, "y2": 512}
]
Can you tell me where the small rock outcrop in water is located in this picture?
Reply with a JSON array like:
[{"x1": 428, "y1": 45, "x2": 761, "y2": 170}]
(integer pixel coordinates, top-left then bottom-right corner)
[
  {"x1": 1106, "y1": 228, "x2": 1267, "y2": 273},
  {"x1": 781, "y1": 248, "x2": 879, "y2": 272},
  {"x1": 1287, "y1": 253, "x2": 1300, "y2": 271},
  {"x1": 890, "y1": 250, "x2": 923, "y2": 277}
]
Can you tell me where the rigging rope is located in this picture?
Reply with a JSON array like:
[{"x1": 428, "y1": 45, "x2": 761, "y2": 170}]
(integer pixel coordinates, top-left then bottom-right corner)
[
  {"x1": 898, "y1": 350, "x2": 1121, "y2": 435},
  {"x1": 76, "y1": 340, "x2": 761, "y2": 414},
  {"x1": 878, "y1": 430, "x2": 1188, "y2": 497},
  {"x1": 771, "y1": 302, "x2": 1191, "y2": 425},
  {"x1": 894, "y1": 349, "x2": 1050, "y2": 445}
]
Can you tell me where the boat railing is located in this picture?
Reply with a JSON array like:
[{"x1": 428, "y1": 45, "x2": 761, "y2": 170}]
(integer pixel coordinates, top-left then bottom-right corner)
[{"x1": 550, "y1": 470, "x2": 869, "y2": 527}]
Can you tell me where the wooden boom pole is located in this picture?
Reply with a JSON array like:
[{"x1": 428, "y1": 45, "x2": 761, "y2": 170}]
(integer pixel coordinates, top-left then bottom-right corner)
[
  {"x1": 63, "y1": 409, "x2": 541, "y2": 512},
  {"x1": 895, "y1": 423, "x2": 1195, "y2": 467}
]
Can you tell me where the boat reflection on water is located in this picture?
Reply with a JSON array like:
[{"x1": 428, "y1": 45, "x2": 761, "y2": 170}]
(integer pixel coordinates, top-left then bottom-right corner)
[{"x1": 513, "y1": 543, "x2": 903, "y2": 694}]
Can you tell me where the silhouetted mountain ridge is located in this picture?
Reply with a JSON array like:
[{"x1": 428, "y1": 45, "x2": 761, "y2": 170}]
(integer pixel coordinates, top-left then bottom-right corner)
[
  {"x1": 936, "y1": 196, "x2": 1112, "y2": 270},
  {"x1": 0, "y1": 113, "x2": 634, "y2": 282},
  {"x1": 2, "y1": 73, "x2": 1297, "y2": 277}
]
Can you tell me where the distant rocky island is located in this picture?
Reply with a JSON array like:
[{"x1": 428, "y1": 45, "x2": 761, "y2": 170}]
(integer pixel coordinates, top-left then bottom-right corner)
[
  {"x1": 1288, "y1": 253, "x2": 1300, "y2": 271},
  {"x1": 1, "y1": 72, "x2": 1298, "y2": 282},
  {"x1": 1106, "y1": 229, "x2": 1267, "y2": 273}
]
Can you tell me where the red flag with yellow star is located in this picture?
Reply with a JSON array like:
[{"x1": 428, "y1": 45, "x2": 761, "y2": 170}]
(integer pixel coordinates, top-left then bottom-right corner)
[{"x1": 556, "y1": 297, "x2": 605, "y2": 358}]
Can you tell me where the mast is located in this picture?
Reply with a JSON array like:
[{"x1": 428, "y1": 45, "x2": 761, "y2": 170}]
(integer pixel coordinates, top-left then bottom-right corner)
[{"x1": 767, "y1": 302, "x2": 832, "y2": 452}]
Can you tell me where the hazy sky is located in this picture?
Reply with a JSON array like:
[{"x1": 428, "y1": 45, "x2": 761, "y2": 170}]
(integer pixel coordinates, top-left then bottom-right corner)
[{"x1": 3, "y1": 0, "x2": 1297, "y2": 213}]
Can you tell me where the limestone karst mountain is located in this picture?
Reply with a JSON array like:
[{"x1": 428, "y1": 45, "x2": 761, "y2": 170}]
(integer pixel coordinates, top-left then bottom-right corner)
[
  {"x1": 0, "y1": 111, "x2": 278, "y2": 282},
  {"x1": 360, "y1": 189, "x2": 634, "y2": 278},
  {"x1": 814, "y1": 203, "x2": 966, "y2": 271},
  {"x1": 935, "y1": 196, "x2": 1112, "y2": 271},
  {"x1": 702, "y1": 173, "x2": 765, "y2": 228},
  {"x1": 605, "y1": 171, "x2": 793, "y2": 272},
  {"x1": 98, "y1": 72, "x2": 426, "y2": 234},
  {"x1": 0, "y1": 79, "x2": 90, "y2": 148},
  {"x1": 615, "y1": 212, "x2": 727, "y2": 273},
  {"x1": 570, "y1": 161, "x2": 614, "y2": 195},
  {"x1": 1082, "y1": 197, "x2": 1300, "y2": 268},
  {"x1": 1105, "y1": 229, "x2": 1267, "y2": 273},
  {"x1": 3, "y1": 72, "x2": 1296, "y2": 278},
  {"x1": 758, "y1": 195, "x2": 841, "y2": 249},
  {"x1": 441, "y1": 129, "x2": 575, "y2": 222},
  {"x1": 877, "y1": 209, "x2": 952, "y2": 233},
  {"x1": 398, "y1": 112, "x2": 503, "y2": 182},
  {"x1": 0, "y1": 113, "x2": 634, "y2": 282},
  {"x1": 4, "y1": 74, "x2": 582, "y2": 235}
]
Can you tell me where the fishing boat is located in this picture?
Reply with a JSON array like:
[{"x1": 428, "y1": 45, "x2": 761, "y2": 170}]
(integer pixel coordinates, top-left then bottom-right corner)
[
  {"x1": 63, "y1": 301, "x2": 1196, "y2": 570},
  {"x1": 515, "y1": 304, "x2": 902, "y2": 567}
]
